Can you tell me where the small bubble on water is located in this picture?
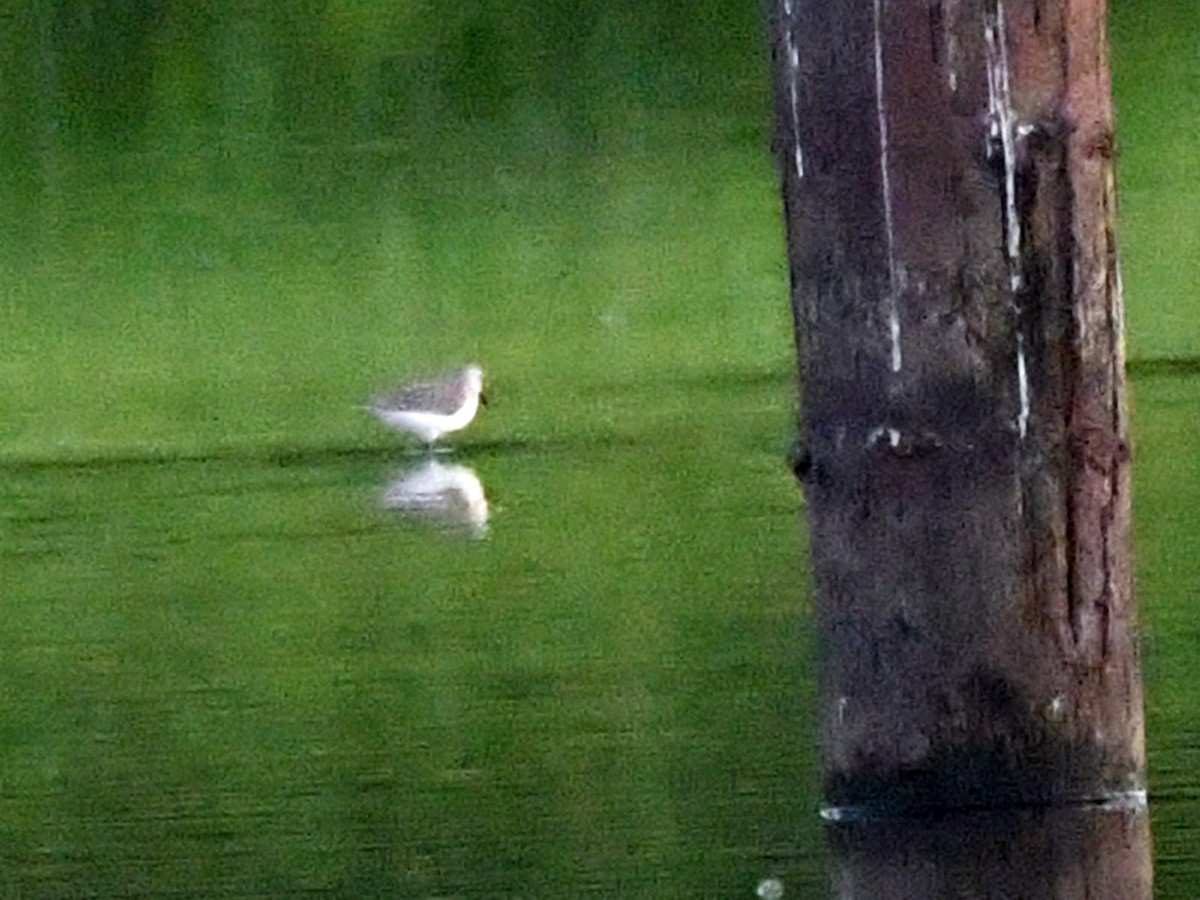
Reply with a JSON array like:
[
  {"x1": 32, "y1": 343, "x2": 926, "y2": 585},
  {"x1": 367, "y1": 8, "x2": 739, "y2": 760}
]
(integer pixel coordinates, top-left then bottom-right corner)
[{"x1": 756, "y1": 876, "x2": 784, "y2": 900}]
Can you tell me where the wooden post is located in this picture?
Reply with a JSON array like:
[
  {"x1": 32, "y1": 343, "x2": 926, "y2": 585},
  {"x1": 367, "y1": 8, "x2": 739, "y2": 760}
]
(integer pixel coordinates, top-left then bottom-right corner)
[
  {"x1": 771, "y1": 0, "x2": 1145, "y2": 814},
  {"x1": 828, "y1": 803, "x2": 1152, "y2": 897}
]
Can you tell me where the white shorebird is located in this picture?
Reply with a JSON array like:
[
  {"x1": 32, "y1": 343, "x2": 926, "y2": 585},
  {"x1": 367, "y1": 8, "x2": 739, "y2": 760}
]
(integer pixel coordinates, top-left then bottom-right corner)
[{"x1": 367, "y1": 364, "x2": 487, "y2": 447}]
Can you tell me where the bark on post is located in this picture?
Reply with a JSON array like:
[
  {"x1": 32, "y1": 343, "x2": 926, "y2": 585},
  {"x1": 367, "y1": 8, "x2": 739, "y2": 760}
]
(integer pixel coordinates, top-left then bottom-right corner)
[{"x1": 771, "y1": 0, "x2": 1144, "y2": 814}]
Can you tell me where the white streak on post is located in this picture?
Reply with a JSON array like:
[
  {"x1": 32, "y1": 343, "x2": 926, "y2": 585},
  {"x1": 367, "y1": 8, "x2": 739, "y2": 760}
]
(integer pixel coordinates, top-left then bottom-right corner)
[
  {"x1": 947, "y1": 33, "x2": 960, "y2": 92},
  {"x1": 984, "y1": 8, "x2": 1021, "y2": 276},
  {"x1": 1112, "y1": 249, "x2": 1128, "y2": 434},
  {"x1": 1016, "y1": 334, "x2": 1030, "y2": 439},
  {"x1": 985, "y1": 3, "x2": 1031, "y2": 438},
  {"x1": 784, "y1": 8, "x2": 804, "y2": 180},
  {"x1": 873, "y1": 0, "x2": 902, "y2": 373}
]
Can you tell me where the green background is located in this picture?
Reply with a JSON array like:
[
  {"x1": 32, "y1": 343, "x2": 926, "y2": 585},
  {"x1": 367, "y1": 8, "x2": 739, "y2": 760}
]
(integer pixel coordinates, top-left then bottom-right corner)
[{"x1": 1, "y1": 1, "x2": 1197, "y2": 895}]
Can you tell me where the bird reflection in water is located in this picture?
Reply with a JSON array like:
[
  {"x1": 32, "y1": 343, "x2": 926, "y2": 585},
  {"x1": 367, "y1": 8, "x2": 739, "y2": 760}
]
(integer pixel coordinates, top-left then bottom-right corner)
[{"x1": 381, "y1": 459, "x2": 489, "y2": 537}]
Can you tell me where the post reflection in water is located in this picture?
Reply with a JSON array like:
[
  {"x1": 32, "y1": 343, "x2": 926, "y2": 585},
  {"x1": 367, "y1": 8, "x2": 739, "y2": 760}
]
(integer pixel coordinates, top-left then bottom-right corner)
[
  {"x1": 380, "y1": 458, "x2": 490, "y2": 537},
  {"x1": 826, "y1": 798, "x2": 1153, "y2": 898}
]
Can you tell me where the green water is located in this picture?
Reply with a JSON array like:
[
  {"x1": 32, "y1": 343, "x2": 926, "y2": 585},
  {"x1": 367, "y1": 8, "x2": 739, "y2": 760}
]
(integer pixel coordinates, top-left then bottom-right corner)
[
  {"x1": 1, "y1": 1, "x2": 1198, "y2": 896},
  {"x1": 3, "y1": 429, "x2": 811, "y2": 895}
]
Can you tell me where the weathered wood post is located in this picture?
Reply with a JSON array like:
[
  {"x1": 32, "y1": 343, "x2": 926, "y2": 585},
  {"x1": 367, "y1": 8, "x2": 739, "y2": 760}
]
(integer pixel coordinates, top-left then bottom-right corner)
[{"x1": 770, "y1": 0, "x2": 1145, "y2": 814}]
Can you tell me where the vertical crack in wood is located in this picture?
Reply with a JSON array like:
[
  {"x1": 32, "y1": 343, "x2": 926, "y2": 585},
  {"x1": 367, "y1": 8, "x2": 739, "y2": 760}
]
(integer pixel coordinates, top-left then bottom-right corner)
[
  {"x1": 1062, "y1": 0, "x2": 1127, "y2": 669},
  {"x1": 928, "y1": 2, "x2": 945, "y2": 66},
  {"x1": 772, "y1": 0, "x2": 812, "y2": 383}
]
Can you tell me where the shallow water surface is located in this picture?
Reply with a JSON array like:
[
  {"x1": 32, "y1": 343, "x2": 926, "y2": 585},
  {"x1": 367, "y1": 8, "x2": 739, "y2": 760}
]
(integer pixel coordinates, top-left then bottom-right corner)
[{"x1": 2, "y1": 373, "x2": 825, "y2": 896}]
